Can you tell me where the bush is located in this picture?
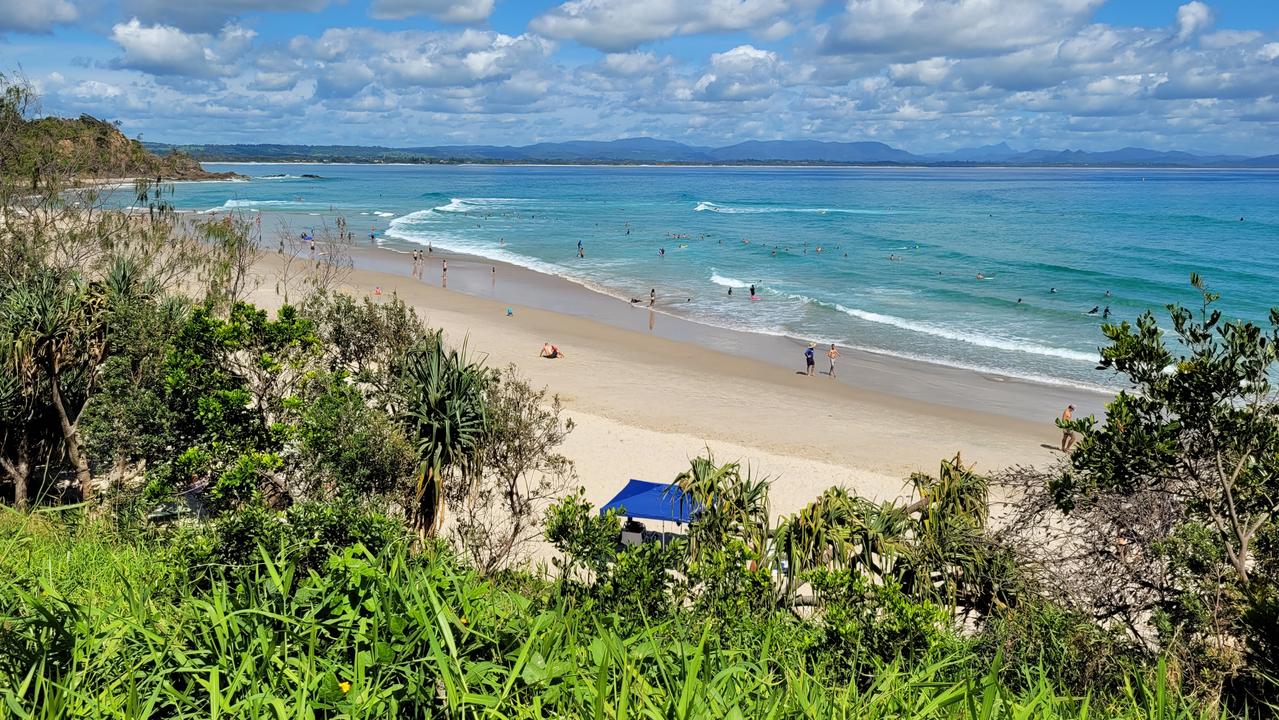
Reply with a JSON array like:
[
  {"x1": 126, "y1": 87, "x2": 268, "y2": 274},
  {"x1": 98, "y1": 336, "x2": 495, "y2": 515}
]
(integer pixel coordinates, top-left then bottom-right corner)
[
  {"x1": 198, "y1": 501, "x2": 408, "y2": 574},
  {"x1": 807, "y1": 569, "x2": 963, "y2": 683},
  {"x1": 975, "y1": 599, "x2": 1142, "y2": 694},
  {"x1": 296, "y1": 373, "x2": 416, "y2": 499}
]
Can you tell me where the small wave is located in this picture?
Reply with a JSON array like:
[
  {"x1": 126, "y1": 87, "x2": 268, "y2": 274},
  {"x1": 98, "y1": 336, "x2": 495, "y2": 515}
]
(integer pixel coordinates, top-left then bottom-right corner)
[
  {"x1": 220, "y1": 199, "x2": 296, "y2": 208},
  {"x1": 784, "y1": 293, "x2": 1097, "y2": 363},
  {"x1": 709, "y1": 272, "x2": 750, "y2": 289},
  {"x1": 694, "y1": 200, "x2": 890, "y2": 215},
  {"x1": 373, "y1": 211, "x2": 396, "y2": 218}
]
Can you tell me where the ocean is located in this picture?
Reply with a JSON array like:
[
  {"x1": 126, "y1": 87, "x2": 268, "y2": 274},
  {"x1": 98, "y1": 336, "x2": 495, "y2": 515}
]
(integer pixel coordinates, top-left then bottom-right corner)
[{"x1": 157, "y1": 164, "x2": 1279, "y2": 390}]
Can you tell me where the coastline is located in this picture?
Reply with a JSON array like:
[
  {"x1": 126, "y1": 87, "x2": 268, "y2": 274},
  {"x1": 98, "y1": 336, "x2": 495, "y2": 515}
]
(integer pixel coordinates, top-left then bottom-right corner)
[{"x1": 245, "y1": 241, "x2": 1112, "y2": 516}]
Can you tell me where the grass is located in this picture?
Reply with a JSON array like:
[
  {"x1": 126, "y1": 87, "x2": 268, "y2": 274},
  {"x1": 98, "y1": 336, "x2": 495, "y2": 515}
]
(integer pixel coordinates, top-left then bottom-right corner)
[{"x1": 0, "y1": 511, "x2": 1225, "y2": 719}]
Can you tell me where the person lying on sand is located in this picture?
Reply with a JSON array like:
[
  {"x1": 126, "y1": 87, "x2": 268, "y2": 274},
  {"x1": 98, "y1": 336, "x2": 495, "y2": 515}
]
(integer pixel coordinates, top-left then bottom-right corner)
[{"x1": 539, "y1": 343, "x2": 564, "y2": 359}]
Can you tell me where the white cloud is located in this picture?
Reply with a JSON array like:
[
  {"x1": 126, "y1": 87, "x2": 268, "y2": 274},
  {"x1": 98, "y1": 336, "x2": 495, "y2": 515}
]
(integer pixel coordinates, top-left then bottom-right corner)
[
  {"x1": 368, "y1": 0, "x2": 494, "y2": 23},
  {"x1": 110, "y1": 19, "x2": 256, "y2": 78},
  {"x1": 121, "y1": 0, "x2": 330, "y2": 32},
  {"x1": 888, "y1": 57, "x2": 955, "y2": 86},
  {"x1": 288, "y1": 27, "x2": 555, "y2": 109},
  {"x1": 1176, "y1": 1, "x2": 1212, "y2": 42},
  {"x1": 692, "y1": 44, "x2": 781, "y2": 101},
  {"x1": 69, "y1": 80, "x2": 123, "y2": 100},
  {"x1": 597, "y1": 51, "x2": 672, "y2": 78},
  {"x1": 821, "y1": 0, "x2": 1103, "y2": 59},
  {"x1": 531, "y1": 0, "x2": 793, "y2": 51},
  {"x1": 0, "y1": 0, "x2": 77, "y2": 33}
]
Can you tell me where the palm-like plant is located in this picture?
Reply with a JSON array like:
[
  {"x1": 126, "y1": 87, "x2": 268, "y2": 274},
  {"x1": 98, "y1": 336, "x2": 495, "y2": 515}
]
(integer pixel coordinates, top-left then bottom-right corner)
[
  {"x1": 397, "y1": 332, "x2": 489, "y2": 537},
  {"x1": 0, "y1": 269, "x2": 109, "y2": 501},
  {"x1": 673, "y1": 454, "x2": 771, "y2": 565}
]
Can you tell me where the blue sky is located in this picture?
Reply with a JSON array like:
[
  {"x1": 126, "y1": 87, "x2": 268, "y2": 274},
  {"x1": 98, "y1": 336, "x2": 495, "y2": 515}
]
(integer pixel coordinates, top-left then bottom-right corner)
[{"x1": 2, "y1": 0, "x2": 1278, "y2": 154}]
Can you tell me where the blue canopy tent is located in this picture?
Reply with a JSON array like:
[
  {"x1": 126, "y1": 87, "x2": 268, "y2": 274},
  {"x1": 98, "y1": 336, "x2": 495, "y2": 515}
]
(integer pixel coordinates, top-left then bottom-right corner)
[{"x1": 599, "y1": 480, "x2": 700, "y2": 524}]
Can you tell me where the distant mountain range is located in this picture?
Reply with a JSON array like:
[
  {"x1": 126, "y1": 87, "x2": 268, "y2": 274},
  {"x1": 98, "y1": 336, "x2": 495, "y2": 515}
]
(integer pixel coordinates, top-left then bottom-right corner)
[{"x1": 145, "y1": 137, "x2": 1279, "y2": 168}]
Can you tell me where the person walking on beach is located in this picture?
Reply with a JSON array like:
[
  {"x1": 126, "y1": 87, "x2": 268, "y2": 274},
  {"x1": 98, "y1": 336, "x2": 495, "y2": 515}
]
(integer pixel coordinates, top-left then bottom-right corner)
[
  {"x1": 1059, "y1": 404, "x2": 1076, "y2": 452},
  {"x1": 442, "y1": 258, "x2": 448, "y2": 276},
  {"x1": 827, "y1": 344, "x2": 840, "y2": 378},
  {"x1": 805, "y1": 343, "x2": 816, "y2": 377}
]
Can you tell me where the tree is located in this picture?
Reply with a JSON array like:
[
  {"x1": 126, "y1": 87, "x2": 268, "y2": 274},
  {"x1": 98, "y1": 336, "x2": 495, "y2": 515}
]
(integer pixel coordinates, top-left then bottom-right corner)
[
  {"x1": 450, "y1": 366, "x2": 575, "y2": 573},
  {"x1": 1012, "y1": 275, "x2": 1279, "y2": 703},
  {"x1": 396, "y1": 333, "x2": 489, "y2": 537},
  {"x1": 0, "y1": 269, "x2": 109, "y2": 500}
]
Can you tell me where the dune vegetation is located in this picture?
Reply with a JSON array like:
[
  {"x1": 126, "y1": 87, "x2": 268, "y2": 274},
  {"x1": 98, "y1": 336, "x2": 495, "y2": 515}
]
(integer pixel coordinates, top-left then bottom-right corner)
[{"x1": 2, "y1": 75, "x2": 1278, "y2": 719}]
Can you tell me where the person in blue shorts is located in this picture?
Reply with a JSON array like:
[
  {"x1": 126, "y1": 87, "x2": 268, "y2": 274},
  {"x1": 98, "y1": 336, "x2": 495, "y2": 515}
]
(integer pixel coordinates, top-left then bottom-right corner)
[{"x1": 804, "y1": 343, "x2": 816, "y2": 377}]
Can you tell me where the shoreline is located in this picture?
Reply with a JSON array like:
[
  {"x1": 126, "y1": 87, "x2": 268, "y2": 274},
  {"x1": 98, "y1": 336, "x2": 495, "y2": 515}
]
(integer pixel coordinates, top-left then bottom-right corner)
[
  {"x1": 336, "y1": 235, "x2": 1113, "y2": 424},
  {"x1": 245, "y1": 241, "x2": 1110, "y2": 516}
]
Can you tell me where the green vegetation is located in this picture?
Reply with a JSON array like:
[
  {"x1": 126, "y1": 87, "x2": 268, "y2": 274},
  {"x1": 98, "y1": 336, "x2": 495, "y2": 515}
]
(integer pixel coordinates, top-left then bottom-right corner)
[
  {"x1": 0, "y1": 72, "x2": 233, "y2": 185},
  {"x1": 1, "y1": 74, "x2": 1277, "y2": 718}
]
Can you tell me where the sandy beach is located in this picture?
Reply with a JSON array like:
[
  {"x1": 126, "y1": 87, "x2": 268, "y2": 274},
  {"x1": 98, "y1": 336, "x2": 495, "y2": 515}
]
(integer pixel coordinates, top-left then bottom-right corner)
[{"x1": 245, "y1": 243, "x2": 1112, "y2": 518}]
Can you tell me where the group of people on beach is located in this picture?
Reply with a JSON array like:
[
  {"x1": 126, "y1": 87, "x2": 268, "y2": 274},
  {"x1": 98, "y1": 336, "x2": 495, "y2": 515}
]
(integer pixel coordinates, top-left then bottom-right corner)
[
  {"x1": 803, "y1": 342, "x2": 840, "y2": 378},
  {"x1": 409, "y1": 247, "x2": 445, "y2": 280}
]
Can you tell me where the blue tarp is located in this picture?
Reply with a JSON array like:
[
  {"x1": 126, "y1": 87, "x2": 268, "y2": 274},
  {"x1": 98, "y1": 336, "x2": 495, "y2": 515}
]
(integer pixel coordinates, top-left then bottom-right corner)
[{"x1": 599, "y1": 480, "x2": 699, "y2": 524}]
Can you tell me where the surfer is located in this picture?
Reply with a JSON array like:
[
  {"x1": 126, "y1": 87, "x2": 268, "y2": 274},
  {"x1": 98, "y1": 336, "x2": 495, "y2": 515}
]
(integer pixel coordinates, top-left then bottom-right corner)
[
  {"x1": 728, "y1": 287, "x2": 733, "y2": 296},
  {"x1": 1050, "y1": 287, "x2": 1057, "y2": 294},
  {"x1": 1087, "y1": 306, "x2": 1099, "y2": 315},
  {"x1": 1103, "y1": 305, "x2": 1111, "y2": 318},
  {"x1": 749, "y1": 284, "x2": 756, "y2": 298}
]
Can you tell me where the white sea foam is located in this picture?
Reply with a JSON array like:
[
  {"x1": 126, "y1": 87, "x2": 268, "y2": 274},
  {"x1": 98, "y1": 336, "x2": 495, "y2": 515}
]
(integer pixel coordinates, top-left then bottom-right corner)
[
  {"x1": 221, "y1": 199, "x2": 295, "y2": 208},
  {"x1": 783, "y1": 293, "x2": 1098, "y2": 364},
  {"x1": 373, "y1": 211, "x2": 396, "y2": 218},
  {"x1": 694, "y1": 200, "x2": 890, "y2": 215},
  {"x1": 709, "y1": 272, "x2": 750, "y2": 288}
]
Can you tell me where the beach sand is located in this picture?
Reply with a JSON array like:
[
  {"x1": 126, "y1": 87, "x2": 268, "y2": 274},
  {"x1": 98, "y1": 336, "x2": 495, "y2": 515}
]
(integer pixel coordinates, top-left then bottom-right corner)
[{"x1": 244, "y1": 244, "x2": 1110, "y2": 518}]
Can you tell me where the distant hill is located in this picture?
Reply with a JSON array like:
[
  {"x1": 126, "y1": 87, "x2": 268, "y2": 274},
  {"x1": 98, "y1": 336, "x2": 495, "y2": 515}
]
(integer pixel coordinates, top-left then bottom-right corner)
[
  {"x1": 926, "y1": 142, "x2": 1020, "y2": 163},
  {"x1": 2, "y1": 114, "x2": 236, "y2": 184},
  {"x1": 143, "y1": 137, "x2": 1279, "y2": 168},
  {"x1": 706, "y1": 140, "x2": 921, "y2": 163}
]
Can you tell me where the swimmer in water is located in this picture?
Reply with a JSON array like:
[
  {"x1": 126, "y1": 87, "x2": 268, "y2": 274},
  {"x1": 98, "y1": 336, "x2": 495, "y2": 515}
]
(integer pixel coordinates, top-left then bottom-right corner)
[
  {"x1": 1103, "y1": 305, "x2": 1111, "y2": 318},
  {"x1": 1050, "y1": 288, "x2": 1057, "y2": 294}
]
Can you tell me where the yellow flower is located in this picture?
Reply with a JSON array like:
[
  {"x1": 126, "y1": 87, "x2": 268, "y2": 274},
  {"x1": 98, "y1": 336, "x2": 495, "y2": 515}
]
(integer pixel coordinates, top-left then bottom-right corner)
[
  {"x1": 339, "y1": 681, "x2": 351, "y2": 694},
  {"x1": 460, "y1": 617, "x2": 469, "y2": 626}
]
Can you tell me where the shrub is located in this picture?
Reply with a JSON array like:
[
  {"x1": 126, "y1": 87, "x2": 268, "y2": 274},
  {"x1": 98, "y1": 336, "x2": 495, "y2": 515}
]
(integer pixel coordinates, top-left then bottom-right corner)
[{"x1": 807, "y1": 569, "x2": 963, "y2": 683}]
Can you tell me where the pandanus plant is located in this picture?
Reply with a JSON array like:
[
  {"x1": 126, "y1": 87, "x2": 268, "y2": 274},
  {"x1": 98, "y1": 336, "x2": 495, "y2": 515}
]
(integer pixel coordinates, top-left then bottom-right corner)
[
  {"x1": 772, "y1": 454, "x2": 1020, "y2": 614},
  {"x1": 397, "y1": 331, "x2": 489, "y2": 538},
  {"x1": 672, "y1": 453, "x2": 771, "y2": 566}
]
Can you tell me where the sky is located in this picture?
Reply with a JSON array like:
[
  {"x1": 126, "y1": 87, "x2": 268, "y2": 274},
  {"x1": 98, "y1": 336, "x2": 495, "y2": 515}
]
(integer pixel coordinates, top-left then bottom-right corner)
[{"x1": 2, "y1": 0, "x2": 1278, "y2": 154}]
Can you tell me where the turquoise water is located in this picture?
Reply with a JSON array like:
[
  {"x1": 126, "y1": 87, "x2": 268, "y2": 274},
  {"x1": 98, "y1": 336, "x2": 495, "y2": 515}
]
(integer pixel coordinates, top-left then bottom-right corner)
[{"x1": 166, "y1": 164, "x2": 1278, "y2": 389}]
